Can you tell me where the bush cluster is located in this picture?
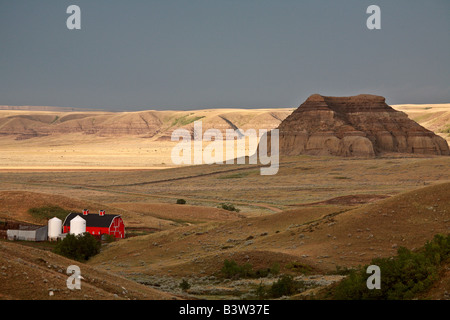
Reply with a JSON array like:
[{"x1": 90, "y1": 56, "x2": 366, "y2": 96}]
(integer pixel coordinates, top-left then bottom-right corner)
[
  {"x1": 221, "y1": 259, "x2": 280, "y2": 279},
  {"x1": 219, "y1": 203, "x2": 240, "y2": 212},
  {"x1": 256, "y1": 275, "x2": 306, "y2": 299},
  {"x1": 333, "y1": 234, "x2": 450, "y2": 300},
  {"x1": 101, "y1": 233, "x2": 116, "y2": 243},
  {"x1": 54, "y1": 232, "x2": 101, "y2": 261},
  {"x1": 179, "y1": 279, "x2": 191, "y2": 291}
]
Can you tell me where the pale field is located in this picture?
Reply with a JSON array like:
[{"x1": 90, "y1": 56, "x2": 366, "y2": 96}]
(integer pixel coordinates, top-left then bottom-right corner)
[
  {"x1": 392, "y1": 103, "x2": 450, "y2": 112},
  {"x1": 0, "y1": 104, "x2": 447, "y2": 170},
  {"x1": 0, "y1": 135, "x2": 260, "y2": 173},
  {"x1": 392, "y1": 103, "x2": 450, "y2": 143},
  {"x1": 0, "y1": 107, "x2": 291, "y2": 169},
  {"x1": 1, "y1": 155, "x2": 448, "y2": 222},
  {"x1": 0, "y1": 134, "x2": 178, "y2": 168}
]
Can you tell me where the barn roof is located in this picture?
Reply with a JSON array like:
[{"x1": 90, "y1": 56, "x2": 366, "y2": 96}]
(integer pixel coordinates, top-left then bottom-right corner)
[
  {"x1": 63, "y1": 213, "x2": 120, "y2": 228},
  {"x1": 19, "y1": 225, "x2": 47, "y2": 231},
  {"x1": 8, "y1": 224, "x2": 47, "y2": 231}
]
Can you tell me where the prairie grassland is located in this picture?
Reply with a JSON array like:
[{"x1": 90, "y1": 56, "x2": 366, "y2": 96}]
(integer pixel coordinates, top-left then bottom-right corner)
[
  {"x1": 0, "y1": 155, "x2": 448, "y2": 223},
  {"x1": 392, "y1": 103, "x2": 450, "y2": 142},
  {"x1": 0, "y1": 106, "x2": 449, "y2": 299}
]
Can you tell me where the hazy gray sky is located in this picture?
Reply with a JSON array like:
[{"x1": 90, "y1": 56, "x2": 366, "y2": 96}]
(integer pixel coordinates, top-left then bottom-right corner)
[{"x1": 1, "y1": 0, "x2": 449, "y2": 110}]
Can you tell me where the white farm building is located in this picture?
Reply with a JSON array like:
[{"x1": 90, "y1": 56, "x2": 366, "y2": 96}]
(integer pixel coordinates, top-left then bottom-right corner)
[{"x1": 7, "y1": 225, "x2": 48, "y2": 242}]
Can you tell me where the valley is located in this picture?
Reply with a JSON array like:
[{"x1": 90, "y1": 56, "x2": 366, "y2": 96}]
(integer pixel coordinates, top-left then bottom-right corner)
[{"x1": 0, "y1": 104, "x2": 449, "y2": 300}]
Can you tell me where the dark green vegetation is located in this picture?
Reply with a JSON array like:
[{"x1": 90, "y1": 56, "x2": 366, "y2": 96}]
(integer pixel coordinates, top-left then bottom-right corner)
[
  {"x1": 256, "y1": 275, "x2": 307, "y2": 299},
  {"x1": 51, "y1": 116, "x2": 59, "y2": 124},
  {"x1": 333, "y1": 234, "x2": 450, "y2": 300},
  {"x1": 28, "y1": 205, "x2": 71, "y2": 221},
  {"x1": 101, "y1": 233, "x2": 116, "y2": 243},
  {"x1": 176, "y1": 199, "x2": 187, "y2": 205},
  {"x1": 218, "y1": 203, "x2": 240, "y2": 213},
  {"x1": 219, "y1": 260, "x2": 314, "y2": 299},
  {"x1": 221, "y1": 259, "x2": 280, "y2": 279},
  {"x1": 54, "y1": 232, "x2": 101, "y2": 262},
  {"x1": 179, "y1": 279, "x2": 191, "y2": 291}
]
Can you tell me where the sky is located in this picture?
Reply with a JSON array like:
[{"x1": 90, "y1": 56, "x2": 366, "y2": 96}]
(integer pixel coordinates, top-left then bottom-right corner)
[{"x1": 0, "y1": 0, "x2": 449, "y2": 111}]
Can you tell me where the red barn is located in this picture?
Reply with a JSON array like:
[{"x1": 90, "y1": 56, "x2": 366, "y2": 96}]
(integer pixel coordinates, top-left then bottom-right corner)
[{"x1": 63, "y1": 210, "x2": 125, "y2": 239}]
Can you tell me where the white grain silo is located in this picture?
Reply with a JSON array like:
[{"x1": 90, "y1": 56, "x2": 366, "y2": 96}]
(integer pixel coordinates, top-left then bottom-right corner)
[
  {"x1": 70, "y1": 215, "x2": 86, "y2": 236},
  {"x1": 48, "y1": 217, "x2": 62, "y2": 241}
]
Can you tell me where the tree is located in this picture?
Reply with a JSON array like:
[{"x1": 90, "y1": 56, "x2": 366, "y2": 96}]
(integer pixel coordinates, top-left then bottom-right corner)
[
  {"x1": 180, "y1": 279, "x2": 191, "y2": 291},
  {"x1": 54, "y1": 232, "x2": 101, "y2": 261},
  {"x1": 333, "y1": 234, "x2": 450, "y2": 300},
  {"x1": 270, "y1": 275, "x2": 298, "y2": 298}
]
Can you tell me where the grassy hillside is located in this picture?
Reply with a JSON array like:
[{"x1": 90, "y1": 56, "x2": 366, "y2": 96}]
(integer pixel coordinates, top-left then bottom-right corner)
[
  {"x1": 89, "y1": 182, "x2": 450, "y2": 279},
  {"x1": 393, "y1": 103, "x2": 450, "y2": 143},
  {"x1": 0, "y1": 240, "x2": 177, "y2": 300}
]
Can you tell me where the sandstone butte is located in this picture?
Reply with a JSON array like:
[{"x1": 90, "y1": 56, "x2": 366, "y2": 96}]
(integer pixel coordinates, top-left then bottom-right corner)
[{"x1": 276, "y1": 94, "x2": 450, "y2": 157}]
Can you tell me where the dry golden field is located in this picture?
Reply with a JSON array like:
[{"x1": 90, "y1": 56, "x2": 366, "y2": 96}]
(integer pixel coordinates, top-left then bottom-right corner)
[
  {"x1": 0, "y1": 104, "x2": 448, "y2": 171},
  {"x1": 392, "y1": 103, "x2": 450, "y2": 142},
  {"x1": 0, "y1": 105, "x2": 449, "y2": 300}
]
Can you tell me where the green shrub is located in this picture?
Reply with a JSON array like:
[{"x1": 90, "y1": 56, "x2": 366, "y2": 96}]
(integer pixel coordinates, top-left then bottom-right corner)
[
  {"x1": 270, "y1": 263, "x2": 281, "y2": 275},
  {"x1": 54, "y1": 233, "x2": 101, "y2": 261},
  {"x1": 101, "y1": 233, "x2": 116, "y2": 243},
  {"x1": 254, "y1": 268, "x2": 270, "y2": 278},
  {"x1": 253, "y1": 275, "x2": 306, "y2": 299},
  {"x1": 255, "y1": 282, "x2": 267, "y2": 299},
  {"x1": 221, "y1": 259, "x2": 280, "y2": 279},
  {"x1": 270, "y1": 275, "x2": 299, "y2": 298},
  {"x1": 219, "y1": 203, "x2": 240, "y2": 212},
  {"x1": 180, "y1": 279, "x2": 191, "y2": 291},
  {"x1": 28, "y1": 205, "x2": 71, "y2": 220},
  {"x1": 221, "y1": 259, "x2": 253, "y2": 279},
  {"x1": 176, "y1": 199, "x2": 186, "y2": 205},
  {"x1": 333, "y1": 234, "x2": 450, "y2": 300}
]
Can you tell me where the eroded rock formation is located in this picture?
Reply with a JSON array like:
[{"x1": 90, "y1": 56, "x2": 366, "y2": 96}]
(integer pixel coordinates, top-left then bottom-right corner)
[{"x1": 277, "y1": 94, "x2": 449, "y2": 157}]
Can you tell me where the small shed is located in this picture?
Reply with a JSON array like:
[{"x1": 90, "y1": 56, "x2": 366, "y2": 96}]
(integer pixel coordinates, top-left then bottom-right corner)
[{"x1": 7, "y1": 225, "x2": 48, "y2": 242}]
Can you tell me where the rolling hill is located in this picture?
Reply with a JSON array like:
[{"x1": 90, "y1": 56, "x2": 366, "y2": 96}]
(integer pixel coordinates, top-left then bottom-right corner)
[
  {"x1": 0, "y1": 103, "x2": 447, "y2": 169},
  {"x1": 0, "y1": 240, "x2": 178, "y2": 300},
  {"x1": 88, "y1": 182, "x2": 450, "y2": 276}
]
